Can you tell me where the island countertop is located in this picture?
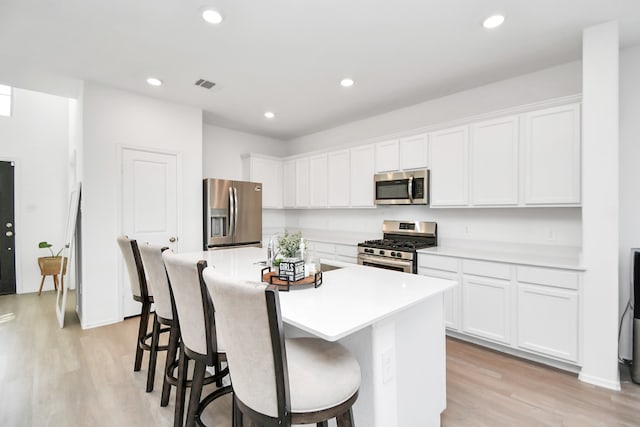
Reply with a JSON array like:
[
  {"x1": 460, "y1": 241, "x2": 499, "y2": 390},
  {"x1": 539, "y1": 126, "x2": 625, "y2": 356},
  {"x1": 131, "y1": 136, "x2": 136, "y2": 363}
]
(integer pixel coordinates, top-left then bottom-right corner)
[{"x1": 173, "y1": 246, "x2": 457, "y2": 341}]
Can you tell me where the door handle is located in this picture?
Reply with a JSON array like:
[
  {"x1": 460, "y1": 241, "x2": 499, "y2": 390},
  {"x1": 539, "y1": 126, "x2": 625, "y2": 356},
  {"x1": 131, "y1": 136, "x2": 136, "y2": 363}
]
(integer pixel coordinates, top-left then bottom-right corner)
[
  {"x1": 407, "y1": 176, "x2": 414, "y2": 203},
  {"x1": 169, "y1": 236, "x2": 177, "y2": 243},
  {"x1": 228, "y1": 187, "x2": 235, "y2": 237},
  {"x1": 5, "y1": 231, "x2": 13, "y2": 237},
  {"x1": 233, "y1": 187, "x2": 238, "y2": 236}
]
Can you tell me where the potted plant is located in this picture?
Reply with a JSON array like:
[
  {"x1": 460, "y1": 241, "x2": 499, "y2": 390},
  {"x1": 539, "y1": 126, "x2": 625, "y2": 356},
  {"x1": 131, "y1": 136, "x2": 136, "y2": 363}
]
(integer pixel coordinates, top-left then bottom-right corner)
[
  {"x1": 37, "y1": 241, "x2": 68, "y2": 294},
  {"x1": 277, "y1": 230, "x2": 302, "y2": 259}
]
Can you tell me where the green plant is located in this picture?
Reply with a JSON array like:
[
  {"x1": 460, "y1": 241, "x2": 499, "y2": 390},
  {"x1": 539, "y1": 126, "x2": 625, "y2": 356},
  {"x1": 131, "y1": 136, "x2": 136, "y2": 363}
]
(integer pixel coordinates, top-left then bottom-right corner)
[
  {"x1": 38, "y1": 241, "x2": 67, "y2": 258},
  {"x1": 278, "y1": 230, "x2": 302, "y2": 258}
]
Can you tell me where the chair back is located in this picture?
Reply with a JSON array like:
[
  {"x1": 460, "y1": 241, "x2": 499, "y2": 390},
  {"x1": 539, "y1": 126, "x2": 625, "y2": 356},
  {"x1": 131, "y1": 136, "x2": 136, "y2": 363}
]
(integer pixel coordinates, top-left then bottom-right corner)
[
  {"x1": 203, "y1": 267, "x2": 289, "y2": 420},
  {"x1": 138, "y1": 243, "x2": 173, "y2": 321},
  {"x1": 116, "y1": 236, "x2": 150, "y2": 300},
  {"x1": 162, "y1": 251, "x2": 216, "y2": 360}
]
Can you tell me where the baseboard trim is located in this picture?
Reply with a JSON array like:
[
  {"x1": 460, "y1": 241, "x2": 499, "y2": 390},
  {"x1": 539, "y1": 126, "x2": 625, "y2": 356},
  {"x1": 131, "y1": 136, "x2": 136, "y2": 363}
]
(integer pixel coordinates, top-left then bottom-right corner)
[
  {"x1": 80, "y1": 317, "x2": 120, "y2": 330},
  {"x1": 578, "y1": 372, "x2": 621, "y2": 391}
]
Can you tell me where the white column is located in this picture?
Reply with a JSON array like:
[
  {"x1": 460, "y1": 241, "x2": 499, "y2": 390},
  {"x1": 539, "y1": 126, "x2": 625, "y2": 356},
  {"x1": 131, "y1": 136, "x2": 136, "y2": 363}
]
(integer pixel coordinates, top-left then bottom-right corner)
[{"x1": 580, "y1": 21, "x2": 620, "y2": 390}]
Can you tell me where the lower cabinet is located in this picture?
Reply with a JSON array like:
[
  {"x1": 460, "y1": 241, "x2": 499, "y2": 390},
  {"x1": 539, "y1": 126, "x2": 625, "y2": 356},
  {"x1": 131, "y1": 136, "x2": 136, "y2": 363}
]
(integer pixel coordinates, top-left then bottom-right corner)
[
  {"x1": 419, "y1": 267, "x2": 459, "y2": 330},
  {"x1": 517, "y1": 283, "x2": 579, "y2": 362},
  {"x1": 462, "y1": 275, "x2": 511, "y2": 345},
  {"x1": 306, "y1": 240, "x2": 357, "y2": 265}
]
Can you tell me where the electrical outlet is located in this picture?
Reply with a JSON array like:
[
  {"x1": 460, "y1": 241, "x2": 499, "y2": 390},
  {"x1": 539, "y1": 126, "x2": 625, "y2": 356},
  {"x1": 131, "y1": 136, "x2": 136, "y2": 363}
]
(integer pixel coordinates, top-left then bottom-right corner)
[
  {"x1": 546, "y1": 228, "x2": 555, "y2": 241},
  {"x1": 382, "y1": 348, "x2": 394, "y2": 384}
]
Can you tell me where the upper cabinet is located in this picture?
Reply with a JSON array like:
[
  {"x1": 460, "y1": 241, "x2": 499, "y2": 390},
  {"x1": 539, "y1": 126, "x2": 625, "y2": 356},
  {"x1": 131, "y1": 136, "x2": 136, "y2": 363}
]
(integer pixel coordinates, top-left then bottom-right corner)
[
  {"x1": 430, "y1": 126, "x2": 469, "y2": 206},
  {"x1": 327, "y1": 149, "x2": 350, "y2": 207},
  {"x1": 242, "y1": 154, "x2": 283, "y2": 209},
  {"x1": 350, "y1": 145, "x2": 375, "y2": 207},
  {"x1": 375, "y1": 139, "x2": 400, "y2": 173},
  {"x1": 470, "y1": 116, "x2": 519, "y2": 206},
  {"x1": 283, "y1": 159, "x2": 296, "y2": 208},
  {"x1": 523, "y1": 104, "x2": 581, "y2": 205},
  {"x1": 295, "y1": 157, "x2": 310, "y2": 208},
  {"x1": 399, "y1": 133, "x2": 428, "y2": 170},
  {"x1": 309, "y1": 154, "x2": 328, "y2": 207}
]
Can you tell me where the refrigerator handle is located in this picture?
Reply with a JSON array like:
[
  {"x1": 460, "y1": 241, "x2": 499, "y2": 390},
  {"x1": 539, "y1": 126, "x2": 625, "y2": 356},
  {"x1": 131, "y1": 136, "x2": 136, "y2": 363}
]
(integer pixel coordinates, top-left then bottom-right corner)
[
  {"x1": 233, "y1": 187, "x2": 239, "y2": 236},
  {"x1": 228, "y1": 187, "x2": 235, "y2": 238}
]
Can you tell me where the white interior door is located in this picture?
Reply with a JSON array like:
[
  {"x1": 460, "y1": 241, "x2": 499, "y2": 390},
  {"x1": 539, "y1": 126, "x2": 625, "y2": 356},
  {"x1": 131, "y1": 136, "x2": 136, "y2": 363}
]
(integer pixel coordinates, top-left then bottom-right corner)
[{"x1": 121, "y1": 148, "x2": 178, "y2": 318}]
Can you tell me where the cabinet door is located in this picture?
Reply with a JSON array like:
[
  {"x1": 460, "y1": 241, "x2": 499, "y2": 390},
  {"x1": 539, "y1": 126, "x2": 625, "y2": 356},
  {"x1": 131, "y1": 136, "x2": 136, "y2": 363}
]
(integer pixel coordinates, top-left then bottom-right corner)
[
  {"x1": 461, "y1": 275, "x2": 510, "y2": 344},
  {"x1": 375, "y1": 139, "x2": 399, "y2": 173},
  {"x1": 295, "y1": 157, "x2": 310, "y2": 207},
  {"x1": 430, "y1": 126, "x2": 469, "y2": 206},
  {"x1": 419, "y1": 267, "x2": 460, "y2": 331},
  {"x1": 399, "y1": 133, "x2": 428, "y2": 170},
  {"x1": 309, "y1": 154, "x2": 328, "y2": 207},
  {"x1": 470, "y1": 116, "x2": 519, "y2": 206},
  {"x1": 517, "y1": 284, "x2": 578, "y2": 362},
  {"x1": 523, "y1": 104, "x2": 581, "y2": 205},
  {"x1": 350, "y1": 145, "x2": 375, "y2": 207},
  {"x1": 327, "y1": 150, "x2": 350, "y2": 207},
  {"x1": 283, "y1": 160, "x2": 296, "y2": 208},
  {"x1": 249, "y1": 157, "x2": 283, "y2": 209}
]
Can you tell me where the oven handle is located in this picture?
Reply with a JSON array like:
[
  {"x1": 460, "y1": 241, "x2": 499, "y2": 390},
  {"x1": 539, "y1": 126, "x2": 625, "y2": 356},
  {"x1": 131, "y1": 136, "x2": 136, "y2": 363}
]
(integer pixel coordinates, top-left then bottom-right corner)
[
  {"x1": 358, "y1": 253, "x2": 413, "y2": 271},
  {"x1": 408, "y1": 175, "x2": 414, "y2": 203}
]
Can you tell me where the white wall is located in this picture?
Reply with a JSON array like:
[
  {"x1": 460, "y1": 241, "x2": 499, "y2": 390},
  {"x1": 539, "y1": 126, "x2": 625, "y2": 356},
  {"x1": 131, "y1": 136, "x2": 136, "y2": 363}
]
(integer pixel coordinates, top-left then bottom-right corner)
[
  {"x1": 618, "y1": 44, "x2": 640, "y2": 359},
  {"x1": 203, "y1": 123, "x2": 287, "y2": 235},
  {"x1": 0, "y1": 88, "x2": 69, "y2": 294},
  {"x1": 287, "y1": 61, "x2": 582, "y2": 155},
  {"x1": 81, "y1": 82, "x2": 203, "y2": 328},
  {"x1": 580, "y1": 22, "x2": 620, "y2": 390}
]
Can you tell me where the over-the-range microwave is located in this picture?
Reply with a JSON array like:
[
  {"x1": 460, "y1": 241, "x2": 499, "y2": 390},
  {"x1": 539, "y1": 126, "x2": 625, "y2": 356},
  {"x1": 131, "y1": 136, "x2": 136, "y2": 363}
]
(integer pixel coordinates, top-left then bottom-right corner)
[{"x1": 374, "y1": 169, "x2": 429, "y2": 205}]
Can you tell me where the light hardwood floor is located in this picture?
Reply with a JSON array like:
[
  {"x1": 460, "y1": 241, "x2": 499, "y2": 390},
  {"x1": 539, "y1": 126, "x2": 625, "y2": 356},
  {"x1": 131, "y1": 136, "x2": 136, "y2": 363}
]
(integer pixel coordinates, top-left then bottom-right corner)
[{"x1": 1, "y1": 291, "x2": 639, "y2": 427}]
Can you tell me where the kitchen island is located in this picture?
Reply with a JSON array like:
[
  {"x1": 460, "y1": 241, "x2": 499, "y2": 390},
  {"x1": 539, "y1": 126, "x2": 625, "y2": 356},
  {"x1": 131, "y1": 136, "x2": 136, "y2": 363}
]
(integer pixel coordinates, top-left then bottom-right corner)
[{"x1": 175, "y1": 247, "x2": 457, "y2": 427}]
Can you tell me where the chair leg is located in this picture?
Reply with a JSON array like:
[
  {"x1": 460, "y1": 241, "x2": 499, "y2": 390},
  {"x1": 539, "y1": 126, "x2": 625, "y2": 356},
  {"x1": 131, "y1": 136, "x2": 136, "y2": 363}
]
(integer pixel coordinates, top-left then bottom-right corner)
[
  {"x1": 186, "y1": 360, "x2": 207, "y2": 427},
  {"x1": 146, "y1": 312, "x2": 161, "y2": 392},
  {"x1": 135, "y1": 301, "x2": 151, "y2": 372},
  {"x1": 174, "y1": 343, "x2": 189, "y2": 427},
  {"x1": 38, "y1": 275, "x2": 46, "y2": 296},
  {"x1": 215, "y1": 357, "x2": 223, "y2": 387},
  {"x1": 161, "y1": 323, "x2": 179, "y2": 406},
  {"x1": 335, "y1": 408, "x2": 354, "y2": 427},
  {"x1": 317, "y1": 422, "x2": 329, "y2": 427}
]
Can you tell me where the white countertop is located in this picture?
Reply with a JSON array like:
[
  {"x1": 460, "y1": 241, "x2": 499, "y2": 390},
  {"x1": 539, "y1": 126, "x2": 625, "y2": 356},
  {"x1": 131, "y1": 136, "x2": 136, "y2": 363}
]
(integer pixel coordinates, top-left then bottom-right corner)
[
  {"x1": 175, "y1": 247, "x2": 457, "y2": 341},
  {"x1": 418, "y1": 241, "x2": 585, "y2": 271}
]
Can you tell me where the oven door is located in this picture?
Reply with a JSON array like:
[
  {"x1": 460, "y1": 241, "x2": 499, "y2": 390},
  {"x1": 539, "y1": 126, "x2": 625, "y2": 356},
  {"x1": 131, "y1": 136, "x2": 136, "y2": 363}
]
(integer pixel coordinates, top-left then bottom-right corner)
[{"x1": 357, "y1": 253, "x2": 413, "y2": 273}]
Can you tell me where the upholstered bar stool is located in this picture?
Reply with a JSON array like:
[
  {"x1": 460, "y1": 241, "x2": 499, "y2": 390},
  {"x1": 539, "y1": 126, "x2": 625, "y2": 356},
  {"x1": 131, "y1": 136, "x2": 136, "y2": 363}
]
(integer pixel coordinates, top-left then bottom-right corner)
[
  {"x1": 116, "y1": 236, "x2": 168, "y2": 392},
  {"x1": 162, "y1": 251, "x2": 231, "y2": 427},
  {"x1": 203, "y1": 268, "x2": 361, "y2": 427}
]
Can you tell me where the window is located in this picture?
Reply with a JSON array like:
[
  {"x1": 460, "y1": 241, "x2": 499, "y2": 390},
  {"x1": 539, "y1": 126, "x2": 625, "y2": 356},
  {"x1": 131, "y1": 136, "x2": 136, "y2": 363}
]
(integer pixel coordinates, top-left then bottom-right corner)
[{"x1": 0, "y1": 84, "x2": 12, "y2": 117}]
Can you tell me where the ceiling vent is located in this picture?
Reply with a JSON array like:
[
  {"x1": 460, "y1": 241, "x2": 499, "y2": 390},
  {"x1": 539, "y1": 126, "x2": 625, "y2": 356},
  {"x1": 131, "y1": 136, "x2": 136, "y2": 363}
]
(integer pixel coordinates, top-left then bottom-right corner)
[{"x1": 195, "y1": 79, "x2": 216, "y2": 89}]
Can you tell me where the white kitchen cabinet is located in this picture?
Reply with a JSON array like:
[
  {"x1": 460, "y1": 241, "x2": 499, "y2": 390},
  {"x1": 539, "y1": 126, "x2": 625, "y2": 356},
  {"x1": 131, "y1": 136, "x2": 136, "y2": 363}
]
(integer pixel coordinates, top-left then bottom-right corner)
[
  {"x1": 419, "y1": 266, "x2": 460, "y2": 330},
  {"x1": 517, "y1": 283, "x2": 579, "y2": 362},
  {"x1": 309, "y1": 154, "x2": 328, "y2": 207},
  {"x1": 375, "y1": 139, "x2": 399, "y2": 173},
  {"x1": 470, "y1": 116, "x2": 519, "y2": 206},
  {"x1": 283, "y1": 160, "x2": 296, "y2": 208},
  {"x1": 327, "y1": 150, "x2": 350, "y2": 207},
  {"x1": 349, "y1": 145, "x2": 375, "y2": 207},
  {"x1": 523, "y1": 103, "x2": 581, "y2": 205},
  {"x1": 399, "y1": 133, "x2": 428, "y2": 170},
  {"x1": 462, "y1": 275, "x2": 511, "y2": 345},
  {"x1": 242, "y1": 154, "x2": 283, "y2": 209},
  {"x1": 430, "y1": 126, "x2": 469, "y2": 206},
  {"x1": 295, "y1": 157, "x2": 310, "y2": 208},
  {"x1": 335, "y1": 243, "x2": 357, "y2": 264}
]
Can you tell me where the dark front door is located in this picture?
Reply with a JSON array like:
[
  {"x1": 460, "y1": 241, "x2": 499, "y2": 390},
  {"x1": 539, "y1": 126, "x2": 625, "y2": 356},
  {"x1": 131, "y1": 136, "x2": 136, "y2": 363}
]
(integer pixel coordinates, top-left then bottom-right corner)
[{"x1": 0, "y1": 161, "x2": 16, "y2": 295}]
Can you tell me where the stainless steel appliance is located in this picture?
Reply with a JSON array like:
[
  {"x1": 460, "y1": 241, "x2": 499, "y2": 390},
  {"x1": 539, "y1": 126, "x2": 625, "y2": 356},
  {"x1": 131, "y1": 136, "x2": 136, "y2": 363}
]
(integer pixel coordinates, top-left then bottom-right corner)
[
  {"x1": 374, "y1": 169, "x2": 429, "y2": 205},
  {"x1": 203, "y1": 178, "x2": 262, "y2": 250},
  {"x1": 357, "y1": 220, "x2": 437, "y2": 273}
]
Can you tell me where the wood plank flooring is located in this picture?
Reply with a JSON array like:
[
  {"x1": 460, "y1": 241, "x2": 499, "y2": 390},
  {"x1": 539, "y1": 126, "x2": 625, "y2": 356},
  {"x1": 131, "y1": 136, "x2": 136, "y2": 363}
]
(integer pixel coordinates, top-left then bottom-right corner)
[{"x1": 2, "y1": 291, "x2": 639, "y2": 427}]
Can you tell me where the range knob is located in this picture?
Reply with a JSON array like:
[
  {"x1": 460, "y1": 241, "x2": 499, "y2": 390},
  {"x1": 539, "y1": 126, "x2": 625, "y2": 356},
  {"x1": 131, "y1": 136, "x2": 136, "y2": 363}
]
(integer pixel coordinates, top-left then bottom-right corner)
[
  {"x1": 379, "y1": 250, "x2": 385, "y2": 255},
  {"x1": 366, "y1": 248, "x2": 373, "y2": 254},
  {"x1": 396, "y1": 252, "x2": 403, "y2": 258},
  {"x1": 390, "y1": 252, "x2": 396, "y2": 257}
]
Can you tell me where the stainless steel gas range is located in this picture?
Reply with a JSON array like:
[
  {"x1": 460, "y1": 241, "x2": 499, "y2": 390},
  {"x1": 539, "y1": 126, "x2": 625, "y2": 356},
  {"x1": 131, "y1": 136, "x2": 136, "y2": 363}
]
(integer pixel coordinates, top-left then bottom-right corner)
[{"x1": 357, "y1": 220, "x2": 437, "y2": 274}]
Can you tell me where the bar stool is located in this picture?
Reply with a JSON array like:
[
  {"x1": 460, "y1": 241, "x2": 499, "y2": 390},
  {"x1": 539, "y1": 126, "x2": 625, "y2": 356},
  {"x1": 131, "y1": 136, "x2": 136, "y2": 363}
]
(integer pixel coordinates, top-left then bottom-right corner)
[
  {"x1": 162, "y1": 251, "x2": 231, "y2": 427},
  {"x1": 203, "y1": 268, "x2": 361, "y2": 427},
  {"x1": 116, "y1": 236, "x2": 169, "y2": 392}
]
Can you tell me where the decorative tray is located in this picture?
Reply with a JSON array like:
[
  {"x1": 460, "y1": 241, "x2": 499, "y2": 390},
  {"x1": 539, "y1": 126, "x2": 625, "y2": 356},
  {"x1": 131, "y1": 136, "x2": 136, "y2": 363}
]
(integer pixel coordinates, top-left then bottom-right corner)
[{"x1": 260, "y1": 266, "x2": 323, "y2": 292}]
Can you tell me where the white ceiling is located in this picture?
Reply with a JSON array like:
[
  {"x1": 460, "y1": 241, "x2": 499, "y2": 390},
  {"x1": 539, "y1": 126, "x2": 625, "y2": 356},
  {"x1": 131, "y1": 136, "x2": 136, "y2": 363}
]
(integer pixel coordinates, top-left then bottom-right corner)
[{"x1": 1, "y1": 0, "x2": 639, "y2": 140}]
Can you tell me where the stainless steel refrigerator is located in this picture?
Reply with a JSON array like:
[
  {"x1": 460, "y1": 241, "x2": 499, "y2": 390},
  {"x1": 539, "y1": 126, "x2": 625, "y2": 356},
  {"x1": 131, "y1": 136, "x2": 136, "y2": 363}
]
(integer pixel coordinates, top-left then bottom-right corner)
[{"x1": 203, "y1": 178, "x2": 262, "y2": 250}]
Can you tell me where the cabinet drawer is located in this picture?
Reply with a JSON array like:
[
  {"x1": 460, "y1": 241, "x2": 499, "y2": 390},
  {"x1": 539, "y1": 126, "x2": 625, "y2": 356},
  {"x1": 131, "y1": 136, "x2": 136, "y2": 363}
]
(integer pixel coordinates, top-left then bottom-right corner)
[
  {"x1": 418, "y1": 254, "x2": 458, "y2": 272},
  {"x1": 462, "y1": 259, "x2": 510, "y2": 280},
  {"x1": 516, "y1": 266, "x2": 578, "y2": 290},
  {"x1": 335, "y1": 244, "x2": 356, "y2": 257}
]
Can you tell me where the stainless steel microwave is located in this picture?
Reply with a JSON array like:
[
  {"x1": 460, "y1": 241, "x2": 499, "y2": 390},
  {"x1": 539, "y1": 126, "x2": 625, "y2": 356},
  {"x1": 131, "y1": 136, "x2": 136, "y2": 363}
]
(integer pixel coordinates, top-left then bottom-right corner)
[{"x1": 374, "y1": 169, "x2": 429, "y2": 205}]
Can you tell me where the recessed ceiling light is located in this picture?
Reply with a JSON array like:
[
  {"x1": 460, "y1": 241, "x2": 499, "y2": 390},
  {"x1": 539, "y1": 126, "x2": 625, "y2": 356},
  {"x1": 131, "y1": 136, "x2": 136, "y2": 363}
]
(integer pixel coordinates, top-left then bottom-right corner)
[
  {"x1": 202, "y1": 9, "x2": 223, "y2": 24},
  {"x1": 340, "y1": 78, "x2": 355, "y2": 88},
  {"x1": 483, "y1": 14, "x2": 505, "y2": 29},
  {"x1": 264, "y1": 111, "x2": 275, "y2": 119},
  {"x1": 146, "y1": 77, "x2": 163, "y2": 86}
]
